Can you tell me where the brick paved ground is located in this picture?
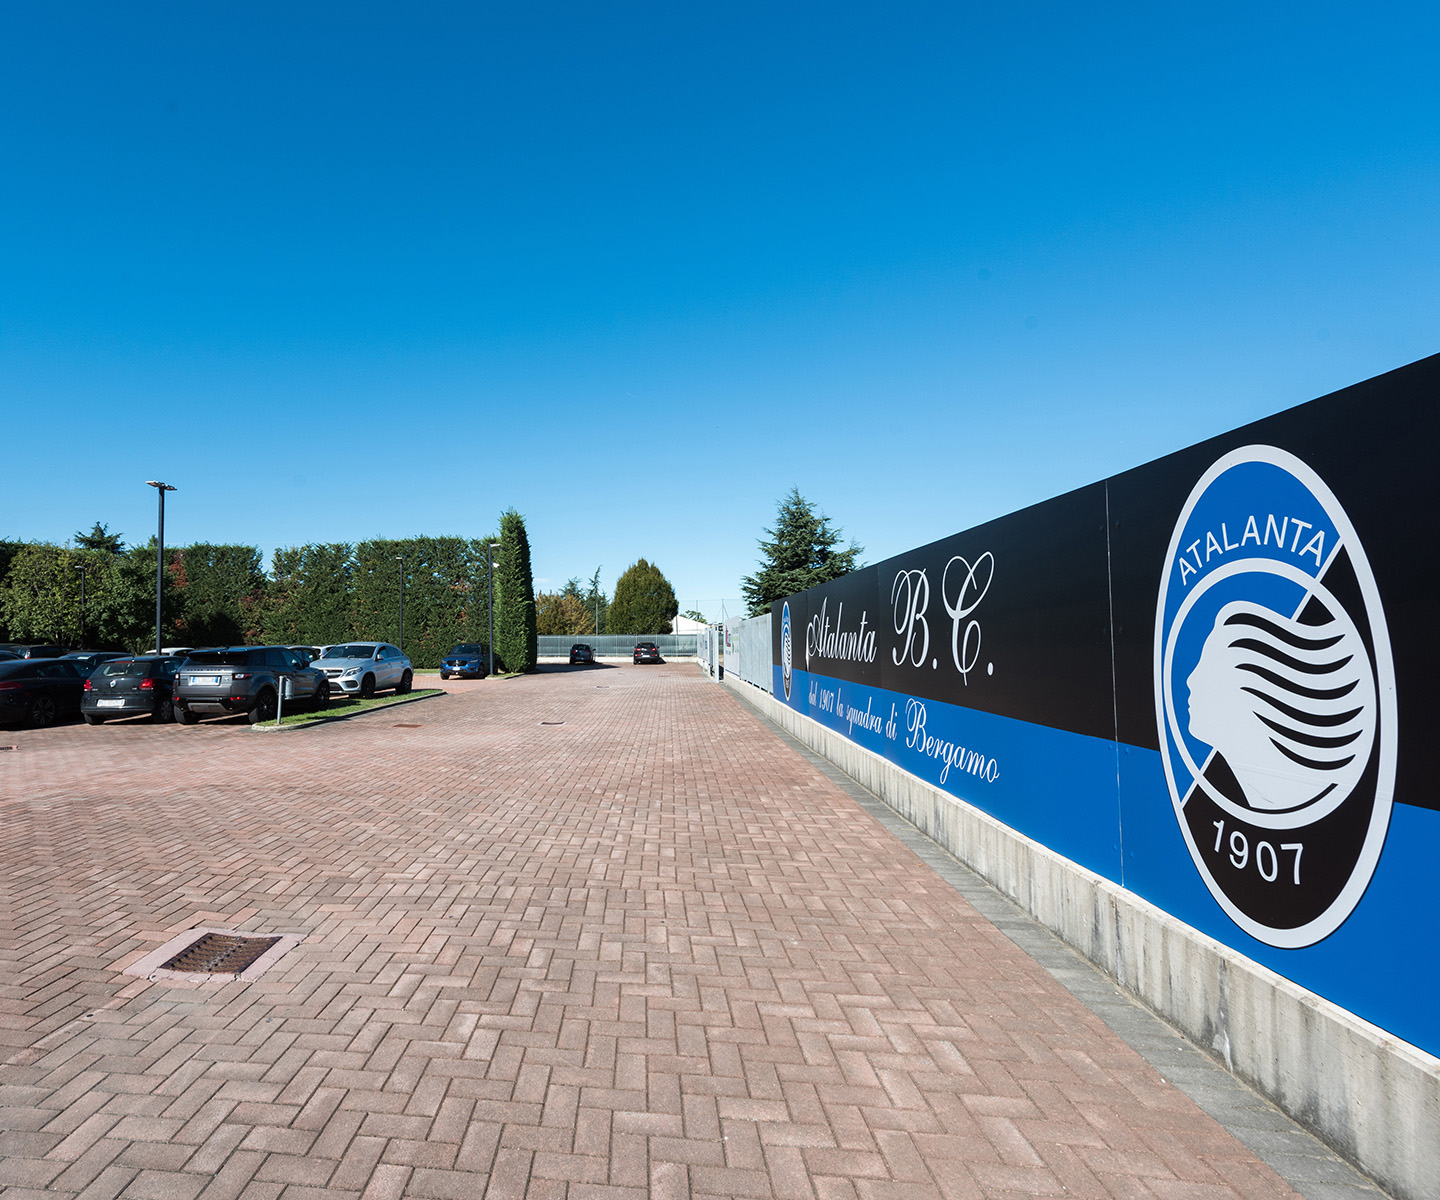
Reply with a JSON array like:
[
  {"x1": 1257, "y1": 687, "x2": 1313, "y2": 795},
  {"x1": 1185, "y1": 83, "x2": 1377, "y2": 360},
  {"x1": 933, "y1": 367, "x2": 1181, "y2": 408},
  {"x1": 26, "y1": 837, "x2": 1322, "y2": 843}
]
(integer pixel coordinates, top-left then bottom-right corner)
[{"x1": 0, "y1": 662, "x2": 1301, "y2": 1199}]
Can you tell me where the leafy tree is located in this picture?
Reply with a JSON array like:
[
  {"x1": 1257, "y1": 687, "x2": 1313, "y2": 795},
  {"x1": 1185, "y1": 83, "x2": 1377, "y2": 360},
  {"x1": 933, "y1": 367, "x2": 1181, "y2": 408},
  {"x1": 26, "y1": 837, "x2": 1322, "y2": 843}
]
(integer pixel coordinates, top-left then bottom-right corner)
[
  {"x1": 255, "y1": 543, "x2": 356, "y2": 646},
  {"x1": 584, "y1": 566, "x2": 608, "y2": 635},
  {"x1": 536, "y1": 583, "x2": 595, "y2": 636},
  {"x1": 607, "y1": 559, "x2": 678, "y2": 635},
  {"x1": 74, "y1": 522, "x2": 125, "y2": 554},
  {"x1": 493, "y1": 510, "x2": 537, "y2": 672},
  {"x1": 741, "y1": 488, "x2": 863, "y2": 615},
  {"x1": 681, "y1": 609, "x2": 709, "y2": 624},
  {"x1": 172, "y1": 543, "x2": 266, "y2": 647},
  {"x1": 348, "y1": 536, "x2": 496, "y2": 669},
  {"x1": 0, "y1": 539, "x2": 173, "y2": 650}
]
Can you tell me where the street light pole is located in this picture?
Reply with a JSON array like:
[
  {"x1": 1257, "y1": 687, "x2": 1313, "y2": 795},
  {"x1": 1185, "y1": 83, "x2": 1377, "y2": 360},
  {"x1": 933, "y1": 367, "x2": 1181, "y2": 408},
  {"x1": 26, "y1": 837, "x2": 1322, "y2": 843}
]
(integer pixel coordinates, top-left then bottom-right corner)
[
  {"x1": 74, "y1": 563, "x2": 87, "y2": 649},
  {"x1": 394, "y1": 556, "x2": 405, "y2": 654},
  {"x1": 145, "y1": 481, "x2": 176, "y2": 656},
  {"x1": 486, "y1": 540, "x2": 495, "y2": 678}
]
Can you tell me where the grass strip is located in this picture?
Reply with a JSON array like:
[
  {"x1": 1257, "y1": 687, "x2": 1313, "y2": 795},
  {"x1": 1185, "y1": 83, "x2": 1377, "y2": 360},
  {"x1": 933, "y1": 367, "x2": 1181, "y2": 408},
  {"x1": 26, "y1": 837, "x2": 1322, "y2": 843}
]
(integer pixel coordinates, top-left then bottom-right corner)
[{"x1": 260, "y1": 688, "x2": 443, "y2": 728}]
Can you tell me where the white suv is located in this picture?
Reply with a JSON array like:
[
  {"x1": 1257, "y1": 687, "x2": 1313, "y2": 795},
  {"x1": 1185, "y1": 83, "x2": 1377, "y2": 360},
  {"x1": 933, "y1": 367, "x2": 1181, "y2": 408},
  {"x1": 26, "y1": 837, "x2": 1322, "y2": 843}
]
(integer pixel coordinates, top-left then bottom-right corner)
[{"x1": 314, "y1": 643, "x2": 413, "y2": 699}]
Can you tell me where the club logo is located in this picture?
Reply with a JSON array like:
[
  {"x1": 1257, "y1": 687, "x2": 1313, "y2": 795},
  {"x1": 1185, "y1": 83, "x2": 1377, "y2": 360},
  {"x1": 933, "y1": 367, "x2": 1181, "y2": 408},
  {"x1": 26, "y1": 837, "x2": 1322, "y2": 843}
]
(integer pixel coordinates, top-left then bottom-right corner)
[
  {"x1": 781, "y1": 601, "x2": 793, "y2": 701},
  {"x1": 1154, "y1": 445, "x2": 1395, "y2": 948}
]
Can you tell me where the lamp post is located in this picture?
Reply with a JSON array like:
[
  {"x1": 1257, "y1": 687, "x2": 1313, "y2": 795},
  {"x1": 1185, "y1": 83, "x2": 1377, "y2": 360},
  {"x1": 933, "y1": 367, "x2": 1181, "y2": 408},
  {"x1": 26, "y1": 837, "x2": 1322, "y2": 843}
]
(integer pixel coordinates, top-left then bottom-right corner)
[
  {"x1": 394, "y1": 556, "x2": 405, "y2": 654},
  {"x1": 145, "y1": 481, "x2": 176, "y2": 655},
  {"x1": 74, "y1": 563, "x2": 88, "y2": 649},
  {"x1": 486, "y1": 540, "x2": 496, "y2": 678}
]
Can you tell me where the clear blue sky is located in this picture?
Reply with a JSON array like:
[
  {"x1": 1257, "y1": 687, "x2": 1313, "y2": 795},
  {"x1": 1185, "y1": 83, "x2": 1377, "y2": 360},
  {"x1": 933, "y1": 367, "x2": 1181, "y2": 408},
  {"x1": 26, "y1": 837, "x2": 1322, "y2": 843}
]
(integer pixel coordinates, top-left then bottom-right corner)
[{"x1": 3, "y1": 3, "x2": 1436, "y2": 619}]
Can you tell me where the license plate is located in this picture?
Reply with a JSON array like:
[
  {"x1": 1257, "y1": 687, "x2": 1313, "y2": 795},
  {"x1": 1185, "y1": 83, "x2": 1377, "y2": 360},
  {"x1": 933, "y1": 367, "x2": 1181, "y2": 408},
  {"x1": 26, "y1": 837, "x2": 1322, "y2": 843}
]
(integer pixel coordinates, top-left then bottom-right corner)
[
  {"x1": 190, "y1": 675, "x2": 221, "y2": 685},
  {"x1": 97, "y1": 699, "x2": 126, "y2": 708}
]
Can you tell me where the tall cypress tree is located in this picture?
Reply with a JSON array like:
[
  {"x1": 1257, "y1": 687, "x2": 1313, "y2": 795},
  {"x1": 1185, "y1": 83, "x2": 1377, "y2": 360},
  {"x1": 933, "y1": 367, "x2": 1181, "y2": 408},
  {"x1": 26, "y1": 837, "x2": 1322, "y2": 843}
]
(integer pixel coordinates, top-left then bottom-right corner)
[{"x1": 494, "y1": 509, "x2": 537, "y2": 672}]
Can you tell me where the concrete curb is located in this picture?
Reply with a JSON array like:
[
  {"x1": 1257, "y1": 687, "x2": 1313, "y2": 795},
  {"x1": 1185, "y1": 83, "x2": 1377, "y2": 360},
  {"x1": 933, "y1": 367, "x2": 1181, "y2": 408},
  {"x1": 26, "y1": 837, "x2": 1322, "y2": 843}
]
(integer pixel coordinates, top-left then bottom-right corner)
[
  {"x1": 721, "y1": 673, "x2": 1439, "y2": 1200},
  {"x1": 250, "y1": 688, "x2": 444, "y2": 731}
]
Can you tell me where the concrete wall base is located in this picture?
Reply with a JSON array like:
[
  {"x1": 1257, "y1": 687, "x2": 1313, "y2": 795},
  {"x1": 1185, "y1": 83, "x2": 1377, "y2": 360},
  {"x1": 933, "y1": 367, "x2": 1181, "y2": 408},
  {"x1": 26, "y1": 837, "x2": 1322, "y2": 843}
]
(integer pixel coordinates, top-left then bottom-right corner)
[{"x1": 722, "y1": 674, "x2": 1439, "y2": 1200}]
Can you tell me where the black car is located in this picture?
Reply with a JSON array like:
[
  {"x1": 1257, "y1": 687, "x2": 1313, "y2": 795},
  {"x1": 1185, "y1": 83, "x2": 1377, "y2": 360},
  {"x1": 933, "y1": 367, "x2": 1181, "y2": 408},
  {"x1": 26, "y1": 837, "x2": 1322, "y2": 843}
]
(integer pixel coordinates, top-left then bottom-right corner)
[
  {"x1": 569, "y1": 643, "x2": 595, "y2": 665},
  {"x1": 82, "y1": 656, "x2": 185, "y2": 724},
  {"x1": 0, "y1": 657, "x2": 85, "y2": 727},
  {"x1": 633, "y1": 642, "x2": 662, "y2": 664},
  {"x1": 5, "y1": 644, "x2": 67, "y2": 659},
  {"x1": 440, "y1": 644, "x2": 490, "y2": 679}
]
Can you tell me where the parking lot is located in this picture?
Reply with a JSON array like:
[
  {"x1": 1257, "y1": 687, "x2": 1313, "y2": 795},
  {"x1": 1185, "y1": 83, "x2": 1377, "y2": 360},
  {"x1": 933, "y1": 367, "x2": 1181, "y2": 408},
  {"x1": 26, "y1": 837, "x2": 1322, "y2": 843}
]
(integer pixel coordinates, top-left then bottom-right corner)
[{"x1": 1, "y1": 662, "x2": 1303, "y2": 1199}]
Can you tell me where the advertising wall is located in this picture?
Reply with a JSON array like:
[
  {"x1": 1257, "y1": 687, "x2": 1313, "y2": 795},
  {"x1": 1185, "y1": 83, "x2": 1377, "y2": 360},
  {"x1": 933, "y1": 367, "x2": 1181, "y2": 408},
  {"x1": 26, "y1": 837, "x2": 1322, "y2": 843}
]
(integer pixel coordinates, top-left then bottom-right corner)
[{"x1": 772, "y1": 354, "x2": 1439, "y2": 1058}]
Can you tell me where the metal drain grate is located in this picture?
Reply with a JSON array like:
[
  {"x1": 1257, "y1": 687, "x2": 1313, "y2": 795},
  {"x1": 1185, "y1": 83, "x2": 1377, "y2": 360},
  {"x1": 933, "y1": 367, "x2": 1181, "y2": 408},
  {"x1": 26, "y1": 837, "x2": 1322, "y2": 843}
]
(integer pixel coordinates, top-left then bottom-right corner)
[
  {"x1": 539, "y1": 720, "x2": 565, "y2": 725},
  {"x1": 392, "y1": 723, "x2": 422, "y2": 728},
  {"x1": 160, "y1": 933, "x2": 281, "y2": 974}
]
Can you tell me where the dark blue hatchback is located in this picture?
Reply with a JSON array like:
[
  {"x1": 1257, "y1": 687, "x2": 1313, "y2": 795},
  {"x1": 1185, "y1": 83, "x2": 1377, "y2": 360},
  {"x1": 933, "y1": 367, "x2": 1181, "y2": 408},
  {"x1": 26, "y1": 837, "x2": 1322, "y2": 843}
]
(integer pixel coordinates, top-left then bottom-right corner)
[{"x1": 440, "y1": 644, "x2": 490, "y2": 680}]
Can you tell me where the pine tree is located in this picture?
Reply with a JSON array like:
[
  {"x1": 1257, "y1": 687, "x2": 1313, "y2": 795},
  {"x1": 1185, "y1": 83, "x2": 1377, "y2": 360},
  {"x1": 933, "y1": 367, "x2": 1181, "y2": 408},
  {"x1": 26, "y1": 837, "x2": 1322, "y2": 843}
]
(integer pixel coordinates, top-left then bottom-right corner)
[
  {"x1": 607, "y1": 559, "x2": 678, "y2": 635},
  {"x1": 494, "y1": 509, "x2": 538, "y2": 672},
  {"x1": 741, "y1": 488, "x2": 862, "y2": 615},
  {"x1": 74, "y1": 522, "x2": 125, "y2": 554}
]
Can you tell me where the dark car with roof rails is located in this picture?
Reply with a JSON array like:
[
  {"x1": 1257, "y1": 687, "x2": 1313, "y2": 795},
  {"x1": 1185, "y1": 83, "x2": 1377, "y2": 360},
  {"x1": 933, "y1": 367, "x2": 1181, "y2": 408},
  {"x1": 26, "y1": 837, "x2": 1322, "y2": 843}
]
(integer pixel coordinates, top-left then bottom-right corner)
[
  {"x1": 175, "y1": 646, "x2": 329, "y2": 724},
  {"x1": 83, "y1": 656, "x2": 186, "y2": 724},
  {"x1": 0, "y1": 657, "x2": 85, "y2": 727},
  {"x1": 5, "y1": 644, "x2": 68, "y2": 659},
  {"x1": 63, "y1": 650, "x2": 132, "y2": 674},
  {"x1": 569, "y1": 643, "x2": 595, "y2": 665},
  {"x1": 633, "y1": 641, "x2": 662, "y2": 664}
]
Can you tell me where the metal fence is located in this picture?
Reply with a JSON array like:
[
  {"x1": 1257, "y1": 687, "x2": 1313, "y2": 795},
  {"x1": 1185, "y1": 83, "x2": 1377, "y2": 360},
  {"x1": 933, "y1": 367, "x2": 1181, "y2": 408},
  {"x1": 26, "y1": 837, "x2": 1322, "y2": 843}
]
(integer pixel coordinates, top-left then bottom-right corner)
[
  {"x1": 536, "y1": 634, "x2": 699, "y2": 658},
  {"x1": 723, "y1": 613, "x2": 772, "y2": 692}
]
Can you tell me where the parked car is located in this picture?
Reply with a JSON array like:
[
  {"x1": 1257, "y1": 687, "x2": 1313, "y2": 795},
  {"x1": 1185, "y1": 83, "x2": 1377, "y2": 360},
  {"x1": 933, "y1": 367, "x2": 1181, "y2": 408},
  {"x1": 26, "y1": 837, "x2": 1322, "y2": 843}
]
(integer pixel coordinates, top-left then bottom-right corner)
[
  {"x1": 569, "y1": 643, "x2": 595, "y2": 665},
  {"x1": 316, "y1": 643, "x2": 413, "y2": 698},
  {"x1": 7, "y1": 645, "x2": 68, "y2": 659},
  {"x1": 175, "y1": 646, "x2": 329, "y2": 724},
  {"x1": 633, "y1": 641, "x2": 662, "y2": 664},
  {"x1": 0, "y1": 657, "x2": 85, "y2": 727},
  {"x1": 440, "y1": 644, "x2": 489, "y2": 680},
  {"x1": 288, "y1": 645, "x2": 325, "y2": 665},
  {"x1": 82, "y1": 656, "x2": 185, "y2": 724},
  {"x1": 63, "y1": 650, "x2": 132, "y2": 674}
]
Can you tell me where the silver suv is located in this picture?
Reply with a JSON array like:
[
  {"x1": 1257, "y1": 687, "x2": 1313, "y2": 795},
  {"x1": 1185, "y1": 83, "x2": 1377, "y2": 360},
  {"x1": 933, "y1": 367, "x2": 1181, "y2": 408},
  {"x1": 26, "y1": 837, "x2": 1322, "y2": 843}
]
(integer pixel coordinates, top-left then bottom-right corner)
[
  {"x1": 175, "y1": 646, "x2": 329, "y2": 725},
  {"x1": 314, "y1": 643, "x2": 413, "y2": 699}
]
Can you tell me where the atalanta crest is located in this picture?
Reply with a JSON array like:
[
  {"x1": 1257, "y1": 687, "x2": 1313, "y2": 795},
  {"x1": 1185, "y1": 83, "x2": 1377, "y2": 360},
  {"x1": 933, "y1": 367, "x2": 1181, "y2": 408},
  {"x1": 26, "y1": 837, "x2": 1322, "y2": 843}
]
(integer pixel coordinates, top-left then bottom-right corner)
[
  {"x1": 781, "y1": 601, "x2": 793, "y2": 701},
  {"x1": 1154, "y1": 446, "x2": 1395, "y2": 948}
]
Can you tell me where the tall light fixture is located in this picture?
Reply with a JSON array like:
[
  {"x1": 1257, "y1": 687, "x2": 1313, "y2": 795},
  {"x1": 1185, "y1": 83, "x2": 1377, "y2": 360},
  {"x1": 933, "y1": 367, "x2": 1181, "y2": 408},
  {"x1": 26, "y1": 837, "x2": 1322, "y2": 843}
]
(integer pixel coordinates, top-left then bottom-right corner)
[
  {"x1": 394, "y1": 555, "x2": 405, "y2": 653},
  {"x1": 145, "y1": 481, "x2": 176, "y2": 655},
  {"x1": 487, "y1": 540, "x2": 496, "y2": 678},
  {"x1": 74, "y1": 563, "x2": 88, "y2": 649}
]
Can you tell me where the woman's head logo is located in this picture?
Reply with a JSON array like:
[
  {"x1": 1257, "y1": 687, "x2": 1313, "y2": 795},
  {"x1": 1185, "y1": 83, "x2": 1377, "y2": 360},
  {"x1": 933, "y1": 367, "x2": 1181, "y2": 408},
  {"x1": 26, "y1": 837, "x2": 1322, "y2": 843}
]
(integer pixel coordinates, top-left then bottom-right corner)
[{"x1": 1185, "y1": 598, "x2": 1374, "y2": 813}]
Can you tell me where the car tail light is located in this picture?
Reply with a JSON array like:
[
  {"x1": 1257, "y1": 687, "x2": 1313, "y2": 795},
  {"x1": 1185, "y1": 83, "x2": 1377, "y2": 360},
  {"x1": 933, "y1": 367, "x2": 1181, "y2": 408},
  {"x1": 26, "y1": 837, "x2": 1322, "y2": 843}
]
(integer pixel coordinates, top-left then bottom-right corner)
[
  {"x1": 84, "y1": 678, "x2": 93, "y2": 691},
  {"x1": 0, "y1": 681, "x2": 21, "y2": 691},
  {"x1": 140, "y1": 678, "x2": 154, "y2": 690},
  {"x1": 231, "y1": 672, "x2": 251, "y2": 680}
]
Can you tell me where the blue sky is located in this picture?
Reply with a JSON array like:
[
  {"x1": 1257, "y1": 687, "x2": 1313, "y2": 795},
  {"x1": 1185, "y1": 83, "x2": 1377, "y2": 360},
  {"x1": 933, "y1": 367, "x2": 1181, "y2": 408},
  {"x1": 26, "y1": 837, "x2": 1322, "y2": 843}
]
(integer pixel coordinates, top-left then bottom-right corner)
[{"x1": 3, "y1": 3, "x2": 1436, "y2": 619}]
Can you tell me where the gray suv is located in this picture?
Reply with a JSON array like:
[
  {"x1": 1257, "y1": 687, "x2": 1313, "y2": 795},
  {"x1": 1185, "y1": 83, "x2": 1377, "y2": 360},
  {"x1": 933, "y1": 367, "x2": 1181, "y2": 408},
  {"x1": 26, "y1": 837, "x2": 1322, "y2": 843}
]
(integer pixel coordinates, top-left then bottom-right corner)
[{"x1": 175, "y1": 646, "x2": 330, "y2": 725}]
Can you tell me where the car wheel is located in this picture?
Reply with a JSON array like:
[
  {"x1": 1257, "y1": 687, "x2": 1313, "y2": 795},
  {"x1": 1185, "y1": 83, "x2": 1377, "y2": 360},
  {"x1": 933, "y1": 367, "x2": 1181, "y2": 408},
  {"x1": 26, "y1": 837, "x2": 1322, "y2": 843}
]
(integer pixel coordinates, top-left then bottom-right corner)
[
  {"x1": 440, "y1": 670, "x2": 450, "y2": 680},
  {"x1": 397, "y1": 669, "x2": 412, "y2": 695},
  {"x1": 359, "y1": 674, "x2": 375, "y2": 700},
  {"x1": 249, "y1": 688, "x2": 277, "y2": 724},
  {"x1": 83, "y1": 712, "x2": 105, "y2": 726},
  {"x1": 313, "y1": 683, "x2": 329, "y2": 712},
  {"x1": 28, "y1": 695, "x2": 57, "y2": 728},
  {"x1": 152, "y1": 697, "x2": 174, "y2": 724},
  {"x1": 179, "y1": 708, "x2": 199, "y2": 725}
]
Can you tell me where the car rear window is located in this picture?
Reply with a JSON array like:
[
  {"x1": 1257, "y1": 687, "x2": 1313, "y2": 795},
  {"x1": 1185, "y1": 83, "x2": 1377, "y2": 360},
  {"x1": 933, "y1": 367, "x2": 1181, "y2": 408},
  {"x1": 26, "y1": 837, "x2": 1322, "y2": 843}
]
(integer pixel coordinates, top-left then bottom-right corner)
[
  {"x1": 187, "y1": 648, "x2": 257, "y2": 666},
  {"x1": 99, "y1": 660, "x2": 144, "y2": 677}
]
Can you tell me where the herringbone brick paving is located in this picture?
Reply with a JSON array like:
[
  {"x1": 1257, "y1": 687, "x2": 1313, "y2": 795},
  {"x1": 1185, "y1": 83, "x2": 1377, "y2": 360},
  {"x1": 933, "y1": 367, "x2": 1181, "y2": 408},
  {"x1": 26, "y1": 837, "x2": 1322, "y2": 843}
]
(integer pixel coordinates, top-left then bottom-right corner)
[{"x1": 0, "y1": 663, "x2": 1300, "y2": 1199}]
